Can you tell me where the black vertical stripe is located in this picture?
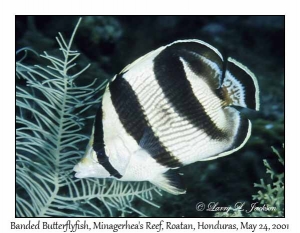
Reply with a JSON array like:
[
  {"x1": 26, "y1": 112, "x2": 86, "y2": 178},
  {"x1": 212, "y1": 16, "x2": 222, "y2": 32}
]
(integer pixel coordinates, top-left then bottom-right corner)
[
  {"x1": 153, "y1": 43, "x2": 227, "y2": 140},
  {"x1": 174, "y1": 42, "x2": 224, "y2": 69},
  {"x1": 178, "y1": 50, "x2": 221, "y2": 91},
  {"x1": 109, "y1": 74, "x2": 182, "y2": 168},
  {"x1": 201, "y1": 111, "x2": 251, "y2": 160},
  {"x1": 93, "y1": 102, "x2": 122, "y2": 179},
  {"x1": 93, "y1": 104, "x2": 105, "y2": 152},
  {"x1": 172, "y1": 42, "x2": 223, "y2": 89}
]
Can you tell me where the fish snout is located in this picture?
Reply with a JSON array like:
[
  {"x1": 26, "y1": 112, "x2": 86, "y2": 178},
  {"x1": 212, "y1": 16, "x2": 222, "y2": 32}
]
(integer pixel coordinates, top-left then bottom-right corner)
[{"x1": 73, "y1": 157, "x2": 111, "y2": 179}]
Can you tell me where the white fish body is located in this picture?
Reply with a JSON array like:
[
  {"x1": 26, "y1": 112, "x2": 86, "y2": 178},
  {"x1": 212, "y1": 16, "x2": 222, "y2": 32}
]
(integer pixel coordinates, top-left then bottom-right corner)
[{"x1": 74, "y1": 39, "x2": 259, "y2": 195}]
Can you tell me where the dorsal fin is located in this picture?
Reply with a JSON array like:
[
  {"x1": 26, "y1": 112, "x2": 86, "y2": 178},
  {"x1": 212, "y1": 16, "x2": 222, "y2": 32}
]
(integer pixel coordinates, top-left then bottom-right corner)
[
  {"x1": 221, "y1": 57, "x2": 260, "y2": 111},
  {"x1": 167, "y1": 40, "x2": 224, "y2": 89},
  {"x1": 121, "y1": 39, "x2": 224, "y2": 89}
]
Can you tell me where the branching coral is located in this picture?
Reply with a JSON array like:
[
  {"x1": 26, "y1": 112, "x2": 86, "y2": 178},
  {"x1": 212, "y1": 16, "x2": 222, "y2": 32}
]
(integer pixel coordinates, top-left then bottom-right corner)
[
  {"x1": 214, "y1": 145, "x2": 284, "y2": 218},
  {"x1": 16, "y1": 18, "x2": 161, "y2": 217},
  {"x1": 251, "y1": 145, "x2": 284, "y2": 217}
]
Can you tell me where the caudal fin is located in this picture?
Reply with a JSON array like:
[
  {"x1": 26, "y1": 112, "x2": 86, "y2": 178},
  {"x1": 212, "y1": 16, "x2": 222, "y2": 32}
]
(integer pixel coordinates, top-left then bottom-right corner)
[
  {"x1": 221, "y1": 57, "x2": 260, "y2": 111},
  {"x1": 150, "y1": 170, "x2": 186, "y2": 195}
]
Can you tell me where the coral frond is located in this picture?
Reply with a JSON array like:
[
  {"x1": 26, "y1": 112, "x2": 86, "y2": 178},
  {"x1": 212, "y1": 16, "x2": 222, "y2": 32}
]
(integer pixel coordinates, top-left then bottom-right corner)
[{"x1": 16, "y1": 18, "x2": 161, "y2": 217}]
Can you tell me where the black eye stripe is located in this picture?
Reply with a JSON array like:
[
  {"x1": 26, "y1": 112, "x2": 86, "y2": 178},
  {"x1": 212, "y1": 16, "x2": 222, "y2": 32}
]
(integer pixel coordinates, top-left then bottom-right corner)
[
  {"x1": 95, "y1": 149, "x2": 122, "y2": 179},
  {"x1": 93, "y1": 102, "x2": 122, "y2": 179}
]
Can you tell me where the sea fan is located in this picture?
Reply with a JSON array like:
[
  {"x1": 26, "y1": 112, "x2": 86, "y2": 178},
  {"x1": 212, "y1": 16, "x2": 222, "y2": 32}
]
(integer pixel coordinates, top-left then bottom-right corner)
[{"x1": 16, "y1": 18, "x2": 161, "y2": 217}]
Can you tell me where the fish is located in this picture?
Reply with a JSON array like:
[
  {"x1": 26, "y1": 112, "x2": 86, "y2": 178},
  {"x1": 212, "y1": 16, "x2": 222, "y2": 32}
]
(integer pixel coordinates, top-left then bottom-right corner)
[{"x1": 73, "y1": 39, "x2": 259, "y2": 195}]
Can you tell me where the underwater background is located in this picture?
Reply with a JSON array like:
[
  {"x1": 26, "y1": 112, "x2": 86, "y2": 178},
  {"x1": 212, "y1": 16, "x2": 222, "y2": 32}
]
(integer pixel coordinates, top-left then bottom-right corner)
[{"x1": 16, "y1": 16, "x2": 284, "y2": 217}]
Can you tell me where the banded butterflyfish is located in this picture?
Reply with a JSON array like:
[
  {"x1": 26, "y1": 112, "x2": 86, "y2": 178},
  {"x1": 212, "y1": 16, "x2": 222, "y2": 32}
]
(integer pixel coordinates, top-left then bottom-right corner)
[{"x1": 73, "y1": 39, "x2": 260, "y2": 195}]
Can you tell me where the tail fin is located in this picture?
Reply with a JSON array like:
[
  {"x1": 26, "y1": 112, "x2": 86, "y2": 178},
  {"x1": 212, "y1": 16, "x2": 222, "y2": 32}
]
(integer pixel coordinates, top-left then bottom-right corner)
[
  {"x1": 150, "y1": 170, "x2": 186, "y2": 195},
  {"x1": 221, "y1": 57, "x2": 260, "y2": 111}
]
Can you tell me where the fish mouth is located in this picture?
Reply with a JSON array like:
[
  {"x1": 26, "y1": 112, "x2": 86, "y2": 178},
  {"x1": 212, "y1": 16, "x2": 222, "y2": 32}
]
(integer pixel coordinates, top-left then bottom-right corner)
[
  {"x1": 74, "y1": 172, "x2": 84, "y2": 179},
  {"x1": 73, "y1": 162, "x2": 91, "y2": 178},
  {"x1": 73, "y1": 164, "x2": 84, "y2": 178},
  {"x1": 73, "y1": 161, "x2": 111, "y2": 179},
  {"x1": 73, "y1": 163, "x2": 79, "y2": 172}
]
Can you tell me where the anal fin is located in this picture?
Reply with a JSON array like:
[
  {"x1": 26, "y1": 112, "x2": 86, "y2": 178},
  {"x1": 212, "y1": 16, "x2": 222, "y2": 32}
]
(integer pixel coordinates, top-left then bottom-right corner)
[{"x1": 150, "y1": 170, "x2": 186, "y2": 195}]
